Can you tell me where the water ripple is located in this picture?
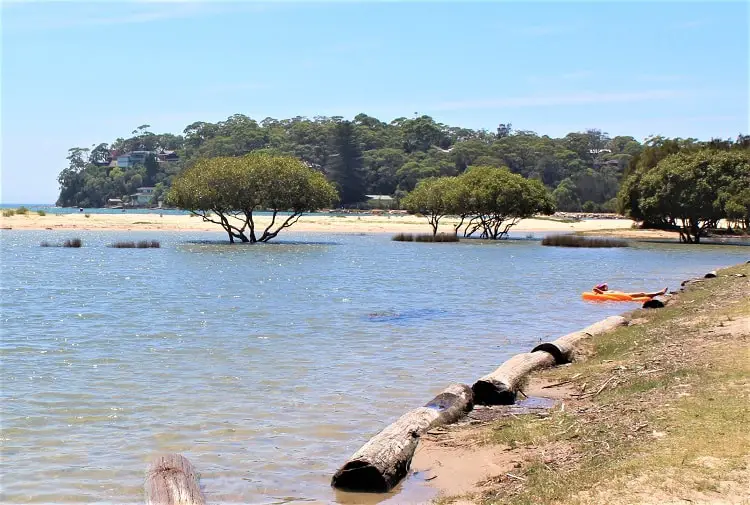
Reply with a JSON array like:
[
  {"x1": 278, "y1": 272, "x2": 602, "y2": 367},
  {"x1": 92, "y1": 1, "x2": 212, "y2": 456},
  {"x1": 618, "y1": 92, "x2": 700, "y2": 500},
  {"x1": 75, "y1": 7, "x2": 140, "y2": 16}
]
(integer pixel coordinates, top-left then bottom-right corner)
[{"x1": 2, "y1": 229, "x2": 748, "y2": 503}]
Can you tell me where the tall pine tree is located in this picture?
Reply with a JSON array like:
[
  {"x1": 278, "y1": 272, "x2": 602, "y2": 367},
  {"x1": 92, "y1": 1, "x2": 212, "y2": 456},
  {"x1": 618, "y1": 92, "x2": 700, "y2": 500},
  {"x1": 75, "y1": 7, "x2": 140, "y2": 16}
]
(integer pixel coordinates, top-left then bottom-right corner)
[{"x1": 327, "y1": 120, "x2": 366, "y2": 205}]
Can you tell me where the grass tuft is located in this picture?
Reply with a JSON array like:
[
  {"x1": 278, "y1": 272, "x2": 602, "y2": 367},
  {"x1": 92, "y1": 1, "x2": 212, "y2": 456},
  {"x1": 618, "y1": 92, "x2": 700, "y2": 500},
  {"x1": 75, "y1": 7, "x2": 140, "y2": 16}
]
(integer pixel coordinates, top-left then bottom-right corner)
[
  {"x1": 541, "y1": 234, "x2": 628, "y2": 248},
  {"x1": 2, "y1": 209, "x2": 15, "y2": 217},
  {"x1": 16, "y1": 206, "x2": 29, "y2": 215},
  {"x1": 37, "y1": 210, "x2": 46, "y2": 216}
]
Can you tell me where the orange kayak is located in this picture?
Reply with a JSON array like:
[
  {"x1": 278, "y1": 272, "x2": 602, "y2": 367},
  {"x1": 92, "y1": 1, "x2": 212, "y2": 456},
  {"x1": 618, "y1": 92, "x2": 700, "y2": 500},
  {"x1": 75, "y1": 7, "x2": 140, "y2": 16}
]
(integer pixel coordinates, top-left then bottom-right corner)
[{"x1": 582, "y1": 292, "x2": 652, "y2": 302}]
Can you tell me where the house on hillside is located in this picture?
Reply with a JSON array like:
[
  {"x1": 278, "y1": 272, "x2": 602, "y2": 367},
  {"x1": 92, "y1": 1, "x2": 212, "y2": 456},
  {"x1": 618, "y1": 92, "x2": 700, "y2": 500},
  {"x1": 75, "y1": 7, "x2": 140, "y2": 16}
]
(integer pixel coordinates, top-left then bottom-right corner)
[
  {"x1": 117, "y1": 151, "x2": 152, "y2": 168},
  {"x1": 130, "y1": 187, "x2": 156, "y2": 207},
  {"x1": 157, "y1": 149, "x2": 180, "y2": 163},
  {"x1": 365, "y1": 194, "x2": 396, "y2": 209}
]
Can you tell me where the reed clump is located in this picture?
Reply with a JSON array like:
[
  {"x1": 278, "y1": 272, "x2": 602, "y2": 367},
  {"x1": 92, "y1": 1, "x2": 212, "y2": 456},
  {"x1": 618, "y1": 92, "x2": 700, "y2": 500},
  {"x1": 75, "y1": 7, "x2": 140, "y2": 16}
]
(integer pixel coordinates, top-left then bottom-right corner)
[
  {"x1": 541, "y1": 234, "x2": 629, "y2": 248},
  {"x1": 41, "y1": 238, "x2": 83, "y2": 247},
  {"x1": 3, "y1": 209, "x2": 15, "y2": 217},
  {"x1": 392, "y1": 233, "x2": 414, "y2": 242},
  {"x1": 16, "y1": 206, "x2": 29, "y2": 215},
  {"x1": 392, "y1": 233, "x2": 459, "y2": 243},
  {"x1": 110, "y1": 240, "x2": 160, "y2": 248}
]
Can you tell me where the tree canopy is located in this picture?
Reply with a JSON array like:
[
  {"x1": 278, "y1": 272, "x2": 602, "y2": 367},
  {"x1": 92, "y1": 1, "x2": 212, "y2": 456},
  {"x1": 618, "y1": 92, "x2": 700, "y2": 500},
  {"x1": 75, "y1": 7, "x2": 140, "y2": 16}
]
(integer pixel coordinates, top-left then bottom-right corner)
[
  {"x1": 632, "y1": 150, "x2": 750, "y2": 243},
  {"x1": 56, "y1": 114, "x2": 650, "y2": 211},
  {"x1": 168, "y1": 153, "x2": 338, "y2": 243},
  {"x1": 403, "y1": 167, "x2": 555, "y2": 239}
]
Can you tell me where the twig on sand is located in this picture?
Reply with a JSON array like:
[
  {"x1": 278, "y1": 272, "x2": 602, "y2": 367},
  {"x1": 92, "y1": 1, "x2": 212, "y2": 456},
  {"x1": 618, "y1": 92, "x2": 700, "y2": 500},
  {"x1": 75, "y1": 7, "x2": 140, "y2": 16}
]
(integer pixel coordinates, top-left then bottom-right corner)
[
  {"x1": 542, "y1": 373, "x2": 583, "y2": 389},
  {"x1": 506, "y1": 473, "x2": 527, "y2": 481},
  {"x1": 594, "y1": 375, "x2": 617, "y2": 396}
]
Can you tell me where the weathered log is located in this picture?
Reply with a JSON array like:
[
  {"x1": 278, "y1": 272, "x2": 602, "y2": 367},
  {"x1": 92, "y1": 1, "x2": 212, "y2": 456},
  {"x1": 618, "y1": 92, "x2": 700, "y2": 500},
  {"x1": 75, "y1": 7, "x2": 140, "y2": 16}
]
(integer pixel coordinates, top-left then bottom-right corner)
[
  {"x1": 331, "y1": 383, "x2": 473, "y2": 492},
  {"x1": 145, "y1": 453, "x2": 205, "y2": 505},
  {"x1": 642, "y1": 298, "x2": 665, "y2": 309},
  {"x1": 531, "y1": 331, "x2": 590, "y2": 364},
  {"x1": 475, "y1": 316, "x2": 628, "y2": 404},
  {"x1": 472, "y1": 352, "x2": 557, "y2": 405},
  {"x1": 580, "y1": 315, "x2": 628, "y2": 336}
]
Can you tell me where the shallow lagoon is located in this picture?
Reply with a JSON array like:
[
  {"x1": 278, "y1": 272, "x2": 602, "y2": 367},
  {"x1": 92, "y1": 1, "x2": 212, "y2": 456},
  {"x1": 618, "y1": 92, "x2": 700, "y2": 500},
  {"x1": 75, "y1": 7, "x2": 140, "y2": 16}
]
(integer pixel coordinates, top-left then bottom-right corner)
[{"x1": 1, "y1": 230, "x2": 747, "y2": 503}]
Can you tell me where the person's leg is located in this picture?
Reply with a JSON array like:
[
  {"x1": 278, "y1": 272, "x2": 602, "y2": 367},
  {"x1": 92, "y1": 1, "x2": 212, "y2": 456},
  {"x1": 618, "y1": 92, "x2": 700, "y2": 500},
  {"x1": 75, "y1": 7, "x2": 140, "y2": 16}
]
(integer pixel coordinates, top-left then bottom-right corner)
[{"x1": 631, "y1": 287, "x2": 668, "y2": 298}]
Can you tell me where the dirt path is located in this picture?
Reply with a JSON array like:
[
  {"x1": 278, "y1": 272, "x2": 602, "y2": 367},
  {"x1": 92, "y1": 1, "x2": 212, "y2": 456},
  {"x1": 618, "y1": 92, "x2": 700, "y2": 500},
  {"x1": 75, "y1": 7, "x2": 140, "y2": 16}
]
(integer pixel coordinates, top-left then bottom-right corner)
[{"x1": 412, "y1": 263, "x2": 750, "y2": 505}]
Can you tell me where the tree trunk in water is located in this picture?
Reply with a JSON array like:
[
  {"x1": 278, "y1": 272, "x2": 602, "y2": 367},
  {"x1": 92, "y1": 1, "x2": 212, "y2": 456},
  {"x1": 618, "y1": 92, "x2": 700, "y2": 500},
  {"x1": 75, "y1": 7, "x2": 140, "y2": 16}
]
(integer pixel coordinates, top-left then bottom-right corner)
[
  {"x1": 331, "y1": 383, "x2": 473, "y2": 492},
  {"x1": 145, "y1": 454, "x2": 205, "y2": 505}
]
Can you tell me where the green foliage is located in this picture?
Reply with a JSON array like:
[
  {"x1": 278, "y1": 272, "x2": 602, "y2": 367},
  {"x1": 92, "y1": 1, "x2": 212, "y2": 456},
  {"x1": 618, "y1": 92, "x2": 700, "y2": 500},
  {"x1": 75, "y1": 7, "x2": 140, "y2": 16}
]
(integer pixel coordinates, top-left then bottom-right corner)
[
  {"x1": 37, "y1": 210, "x2": 46, "y2": 216},
  {"x1": 403, "y1": 166, "x2": 555, "y2": 239},
  {"x1": 402, "y1": 177, "x2": 457, "y2": 236},
  {"x1": 3, "y1": 209, "x2": 15, "y2": 217},
  {"x1": 635, "y1": 149, "x2": 750, "y2": 242},
  {"x1": 56, "y1": 114, "x2": 656, "y2": 210},
  {"x1": 327, "y1": 120, "x2": 366, "y2": 205},
  {"x1": 16, "y1": 206, "x2": 29, "y2": 215},
  {"x1": 169, "y1": 153, "x2": 338, "y2": 243}
]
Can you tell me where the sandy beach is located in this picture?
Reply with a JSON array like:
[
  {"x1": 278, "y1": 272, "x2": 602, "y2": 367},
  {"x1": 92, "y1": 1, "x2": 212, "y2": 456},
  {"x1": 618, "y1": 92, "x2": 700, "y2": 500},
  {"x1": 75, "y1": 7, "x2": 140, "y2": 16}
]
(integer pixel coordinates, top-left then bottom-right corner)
[{"x1": 0, "y1": 212, "x2": 637, "y2": 235}]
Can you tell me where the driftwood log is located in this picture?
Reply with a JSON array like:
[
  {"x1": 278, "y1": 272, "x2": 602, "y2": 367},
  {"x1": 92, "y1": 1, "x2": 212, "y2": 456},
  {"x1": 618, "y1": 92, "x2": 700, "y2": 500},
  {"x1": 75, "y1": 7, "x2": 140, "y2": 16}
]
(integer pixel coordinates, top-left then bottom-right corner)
[
  {"x1": 331, "y1": 383, "x2": 473, "y2": 492},
  {"x1": 474, "y1": 316, "x2": 627, "y2": 404},
  {"x1": 145, "y1": 454, "x2": 205, "y2": 505}
]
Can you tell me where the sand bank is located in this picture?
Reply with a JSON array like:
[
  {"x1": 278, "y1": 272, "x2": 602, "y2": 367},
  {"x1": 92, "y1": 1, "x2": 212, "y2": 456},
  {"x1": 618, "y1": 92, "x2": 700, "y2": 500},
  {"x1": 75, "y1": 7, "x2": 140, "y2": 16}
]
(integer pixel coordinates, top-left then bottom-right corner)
[{"x1": 0, "y1": 212, "x2": 636, "y2": 235}]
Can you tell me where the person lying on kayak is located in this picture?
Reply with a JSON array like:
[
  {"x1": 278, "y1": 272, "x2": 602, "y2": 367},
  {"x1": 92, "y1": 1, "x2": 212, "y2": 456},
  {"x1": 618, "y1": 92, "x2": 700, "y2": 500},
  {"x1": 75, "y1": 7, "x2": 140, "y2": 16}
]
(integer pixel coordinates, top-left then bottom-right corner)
[{"x1": 593, "y1": 283, "x2": 668, "y2": 298}]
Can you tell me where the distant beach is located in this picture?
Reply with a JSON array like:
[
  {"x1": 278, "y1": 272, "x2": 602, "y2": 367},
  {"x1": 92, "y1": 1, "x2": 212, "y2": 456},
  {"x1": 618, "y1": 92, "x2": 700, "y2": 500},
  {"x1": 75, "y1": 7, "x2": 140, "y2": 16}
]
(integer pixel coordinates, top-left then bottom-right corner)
[{"x1": 0, "y1": 211, "x2": 637, "y2": 235}]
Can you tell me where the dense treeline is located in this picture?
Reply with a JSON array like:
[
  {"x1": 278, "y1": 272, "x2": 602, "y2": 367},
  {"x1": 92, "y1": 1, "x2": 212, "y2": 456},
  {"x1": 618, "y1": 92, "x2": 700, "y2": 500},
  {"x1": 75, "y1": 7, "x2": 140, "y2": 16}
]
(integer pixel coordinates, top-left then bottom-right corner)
[
  {"x1": 617, "y1": 136, "x2": 750, "y2": 242},
  {"x1": 57, "y1": 114, "x2": 646, "y2": 210}
]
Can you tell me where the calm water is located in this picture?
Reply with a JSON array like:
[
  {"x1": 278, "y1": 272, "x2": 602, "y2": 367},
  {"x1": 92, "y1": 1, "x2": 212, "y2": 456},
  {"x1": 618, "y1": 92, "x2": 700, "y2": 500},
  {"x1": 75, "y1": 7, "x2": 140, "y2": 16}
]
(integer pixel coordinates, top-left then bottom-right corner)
[{"x1": 1, "y1": 230, "x2": 748, "y2": 504}]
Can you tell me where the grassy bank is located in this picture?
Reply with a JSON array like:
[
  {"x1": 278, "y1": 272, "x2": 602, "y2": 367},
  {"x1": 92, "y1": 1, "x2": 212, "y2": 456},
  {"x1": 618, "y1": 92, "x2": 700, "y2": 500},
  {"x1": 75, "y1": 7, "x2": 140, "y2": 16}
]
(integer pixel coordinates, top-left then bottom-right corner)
[{"x1": 433, "y1": 262, "x2": 749, "y2": 505}]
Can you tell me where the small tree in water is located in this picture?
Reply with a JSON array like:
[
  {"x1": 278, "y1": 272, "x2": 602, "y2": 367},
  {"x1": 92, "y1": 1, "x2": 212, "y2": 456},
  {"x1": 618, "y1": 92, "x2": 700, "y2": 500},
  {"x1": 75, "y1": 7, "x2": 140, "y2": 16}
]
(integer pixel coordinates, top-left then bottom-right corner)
[{"x1": 169, "y1": 153, "x2": 338, "y2": 243}]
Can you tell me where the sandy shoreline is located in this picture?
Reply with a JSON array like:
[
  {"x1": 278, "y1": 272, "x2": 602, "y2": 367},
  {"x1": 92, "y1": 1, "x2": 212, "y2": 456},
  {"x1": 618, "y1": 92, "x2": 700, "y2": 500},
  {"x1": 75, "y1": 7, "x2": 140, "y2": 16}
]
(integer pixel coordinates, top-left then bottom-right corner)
[{"x1": 0, "y1": 212, "x2": 637, "y2": 235}]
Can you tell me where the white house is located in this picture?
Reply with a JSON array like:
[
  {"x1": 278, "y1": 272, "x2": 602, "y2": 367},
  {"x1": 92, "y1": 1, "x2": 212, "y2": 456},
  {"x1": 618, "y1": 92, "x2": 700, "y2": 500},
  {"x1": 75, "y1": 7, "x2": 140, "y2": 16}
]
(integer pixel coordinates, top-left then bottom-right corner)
[{"x1": 131, "y1": 187, "x2": 156, "y2": 206}]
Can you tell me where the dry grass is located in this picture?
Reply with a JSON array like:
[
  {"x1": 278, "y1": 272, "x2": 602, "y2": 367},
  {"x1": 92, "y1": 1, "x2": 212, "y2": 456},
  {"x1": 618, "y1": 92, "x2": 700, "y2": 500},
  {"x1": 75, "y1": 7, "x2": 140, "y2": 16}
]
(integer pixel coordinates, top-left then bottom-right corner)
[
  {"x1": 541, "y1": 234, "x2": 629, "y2": 247},
  {"x1": 393, "y1": 232, "x2": 459, "y2": 242},
  {"x1": 110, "y1": 240, "x2": 160, "y2": 248},
  {"x1": 437, "y1": 263, "x2": 750, "y2": 505}
]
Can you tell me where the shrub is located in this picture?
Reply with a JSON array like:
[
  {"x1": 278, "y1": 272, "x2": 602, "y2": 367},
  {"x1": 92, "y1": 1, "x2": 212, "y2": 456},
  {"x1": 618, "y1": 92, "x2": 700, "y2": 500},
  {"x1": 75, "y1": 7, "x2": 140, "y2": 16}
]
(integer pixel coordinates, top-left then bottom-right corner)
[
  {"x1": 137, "y1": 240, "x2": 160, "y2": 248},
  {"x1": 84, "y1": 214, "x2": 91, "y2": 218},
  {"x1": 541, "y1": 234, "x2": 628, "y2": 248},
  {"x1": 582, "y1": 201, "x2": 597, "y2": 213},
  {"x1": 110, "y1": 241, "x2": 136, "y2": 248},
  {"x1": 392, "y1": 233, "x2": 414, "y2": 242},
  {"x1": 110, "y1": 240, "x2": 160, "y2": 248},
  {"x1": 2, "y1": 209, "x2": 15, "y2": 217},
  {"x1": 37, "y1": 210, "x2": 46, "y2": 216},
  {"x1": 393, "y1": 232, "x2": 458, "y2": 243},
  {"x1": 16, "y1": 206, "x2": 29, "y2": 215},
  {"x1": 63, "y1": 238, "x2": 82, "y2": 248}
]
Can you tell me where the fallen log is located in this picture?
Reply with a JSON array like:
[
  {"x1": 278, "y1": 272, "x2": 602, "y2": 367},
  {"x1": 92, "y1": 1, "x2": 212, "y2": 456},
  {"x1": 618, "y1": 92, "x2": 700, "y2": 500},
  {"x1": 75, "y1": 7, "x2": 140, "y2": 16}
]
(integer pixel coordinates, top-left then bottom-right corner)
[
  {"x1": 532, "y1": 316, "x2": 629, "y2": 364},
  {"x1": 474, "y1": 316, "x2": 628, "y2": 404},
  {"x1": 331, "y1": 383, "x2": 473, "y2": 492},
  {"x1": 145, "y1": 453, "x2": 205, "y2": 505},
  {"x1": 472, "y1": 351, "x2": 557, "y2": 405}
]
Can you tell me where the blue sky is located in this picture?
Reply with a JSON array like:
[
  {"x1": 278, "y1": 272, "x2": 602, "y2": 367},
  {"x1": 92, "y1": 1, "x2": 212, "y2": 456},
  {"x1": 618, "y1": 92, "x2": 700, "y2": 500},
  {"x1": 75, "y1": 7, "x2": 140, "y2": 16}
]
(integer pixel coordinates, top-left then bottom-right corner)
[{"x1": 1, "y1": 1, "x2": 748, "y2": 204}]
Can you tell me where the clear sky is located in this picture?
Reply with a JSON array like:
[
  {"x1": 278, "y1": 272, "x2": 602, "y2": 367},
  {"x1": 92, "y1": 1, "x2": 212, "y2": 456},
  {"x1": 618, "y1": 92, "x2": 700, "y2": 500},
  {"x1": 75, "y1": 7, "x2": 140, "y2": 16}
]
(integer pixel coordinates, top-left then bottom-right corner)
[{"x1": 1, "y1": 1, "x2": 748, "y2": 204}]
